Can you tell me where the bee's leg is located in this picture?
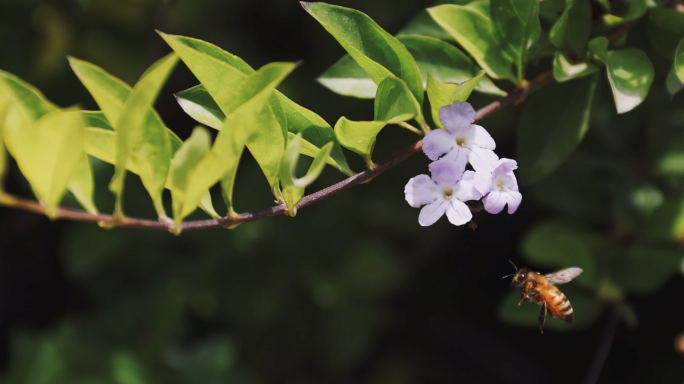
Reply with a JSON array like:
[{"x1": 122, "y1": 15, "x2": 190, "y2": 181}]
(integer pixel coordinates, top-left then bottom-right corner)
[
  {"x1": 518, "y1": 291, "x2": 529, "y2": 306},
  {"x1": 538, "y1": 302, "x2": 547, "y2": 334}
]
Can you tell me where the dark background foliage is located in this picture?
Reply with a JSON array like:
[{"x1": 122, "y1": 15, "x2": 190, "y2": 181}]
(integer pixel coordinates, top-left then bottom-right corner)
[{"x1": 0, "y1": 0, "x2": 683, "y2": 383}]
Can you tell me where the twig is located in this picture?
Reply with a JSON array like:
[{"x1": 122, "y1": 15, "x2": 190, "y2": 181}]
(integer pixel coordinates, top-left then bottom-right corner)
[
  {"x1": 583, "y1": 305, "x2": 622, "y2": 384},
  {"x1": 0, "y1": 71, "x2": 554, "y2": 232}
]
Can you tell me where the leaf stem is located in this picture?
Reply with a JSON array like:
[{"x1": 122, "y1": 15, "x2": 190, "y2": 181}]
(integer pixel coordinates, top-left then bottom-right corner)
[{"x1": 396, "y1": 122, "x2": 423, "y2": 135}]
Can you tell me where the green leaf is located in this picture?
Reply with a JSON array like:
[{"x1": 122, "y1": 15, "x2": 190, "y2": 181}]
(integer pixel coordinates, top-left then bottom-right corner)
[
  {"x1": 517, "y1": 74, "x2": 598, "y2": 184},
  {"x1": 606, "y1": 49, "x2": 654, "y2": 114},
  {"x1": 552, "y1": 51, "x2": 599, "y2": 82},
  {"x1": 549, "y1": 0, "x2": 591, "y2": 56},
  {"x1": 174, "y1": 85, "x2": 225, "y2": 130},
  {"x1": 81, "y1": 111, "x2": 113, "y2": 130},
  {"x1": 397, "y1": 35, "x2": 506, "y2": 97},
  {"x1": 616, "y1": 246, "x2": 684, "y2": 294},
  {"x1": 160, "y1": 32, "x2": 290, "y2": 193},
  {"x1": 0, "y1": 70, "x2": 97, "y2": 213},
  {"x1": 374, "y1": 77, "x2": 420, "y2": 124},
  {"x1": 397, "y1": 9, "x2": 455, "y2": 42},
  {"x1": 588, "y1": 36, "x2": 609, "y2": 63},
  {"x1": 426, "y1": 70, "x2": 484, "y2": 129},
  {"x1": 317, "y1": 54, "x2": 378, "y2": 99},
  {"x1": 185, "y1": 62, "x2": 295, "y2": 216},
  {"x1": 276, "y1": 93, "x2": 353, "y2": 176},
  {"x1": 521, "y1": 220, "x2": 603, "y2": 286},
  {"x1": 11, "y1": 109, "x2": 85, "y2": 217},
  {"x1": 676, "y1": 38, "x2": 684, "y2": 83},
  {"x1": 302, "y1": 2, "x2": 424, "y2": 108},
  {"x1": 428, "y1": 4, "x2": 516, "y2": 81},
  {"x1": 0, "y1": 90, "x2": 9, "y2": 189},
  {"x1": 334, "y1": 117, "x2": 386, "y2": 168},
  {"x1": 168, "y1": 126, "x2": 212, "y2": 231},
  {"x1": 491, "y1": 0, "x2": 541, "y2": 79},
  {"x1": 112, "y1": 353, "x2": 148, "y2": 384},
  {"x1": 602, "y1": 0, "x2": 647, "y2": 26},
  {"x1": 647, "y1": 8, "x2": 684, "y2": 58},
  {"x1": 666, "y1": 64, "x2": 684, "y2": 98},
  {"x1": 279, "y1": 133, "x2": 333, "y2": 215},
  {"x1": 641, "y1": 196, "x2": 684, "y2": 242},
  {"x1": 498, "y1": 286, "x2": 602, "y2": 331},
  {"x1": 109, "y1": 53, "x2": 178, "y2": 218}
]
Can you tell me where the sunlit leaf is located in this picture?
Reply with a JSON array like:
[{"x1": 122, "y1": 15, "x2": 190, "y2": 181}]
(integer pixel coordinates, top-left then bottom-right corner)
[
  {"x1": 397, "y1": 9, "x2": 455, "y2": 42},
  {"x1": 603, "y1": 0, "x2": 647, "y2": 26},
  {"x1": 397, "y1": 35, "x2": 506, "y2": 96},
  {"x1": 552, "y1": 52, "x2": 599, "y2": 82},
  {"x1": 317, "y1": 55, "x2": 378, "y2": 99},
  {"x1": 666, "y1": 65, "x2": 684, "y2": 98},
  {"x1": 168, "y1": 126, "x2": 212, "y2": 231},
  {"x1": 491, "y1": 0, "x2": 540, "y2": 79},
  {"x1": 11, "y1": 109, "x2": 85, "y2": 217},
  {"x1": 606, "y1": 49, "x2": 654, "y2": 114},
  {"x1": 374, "y1": 77, "x2": 420, "y2": 124},
  {"x1": 426, "y1": 70, "x2": 484, "y2": 129},
  {"x1": 279, "y1": 133, "x2": 333, "y2": 215},
  {"x1": 549, "y1": 0, "x2": 591, "y2": 56},
  {"x1": 1, "y1": 70, "x2": 97, "y2": 213},
  {"x1": 175, "y1": 85, "x2": 225, "y2": 130},
  {"x1": 427, "y1": 4, "x2": 516, "y2": 81},
  {"x1": 334, "y1": 118, "x2": 386, "y2": 167},
  {"x1": 588, "y1": 36, "x2": 608, "y2": 63},
  {"x1": 0, "y1": 91, "x2": 9, "y2": 189},
  {"x1": 109, "y1": 53, "x2": 178, "y2": 218},
  {"x1": 302, "y1": 2, "x2": 424, "y2": 109},
  {"x1": 517, "y1": 74, "x2": 598, "y2": 184},
  {"x1": 184, "y1": 62, "x2": 295, "y2": 216}
]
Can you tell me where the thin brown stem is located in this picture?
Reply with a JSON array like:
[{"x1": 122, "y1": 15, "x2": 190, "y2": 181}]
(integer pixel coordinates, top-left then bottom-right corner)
[{"x1": 0, "y1": 71, "x2": 556, "y2": 232}]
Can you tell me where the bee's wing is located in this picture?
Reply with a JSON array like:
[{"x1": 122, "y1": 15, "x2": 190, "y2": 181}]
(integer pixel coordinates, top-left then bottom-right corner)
[{"x1": 545, "y1": 267, "x2": 583, "y2": 285}]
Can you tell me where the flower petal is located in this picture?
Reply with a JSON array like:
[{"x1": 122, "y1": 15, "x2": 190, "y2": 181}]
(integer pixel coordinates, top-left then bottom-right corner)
[
  {"x1": 492, "y1": 158, "x2": 518, "y2": 177},
  {"x1": 446, "y1": 199, "x2": 472, "y2": 226},
  {"x1": 505, "y1": 190, "x2": 522, "y2": 214},
  {"x1": 473, "y1": 170, "x2": 492, "y2": 196},
  {"x1": 483, "y1": 190, "x2": 506, "y2": 214},
  {"x1": 454, "y1": 170, "x2": 483, "y2": 202},
  {"x1": 468, "y1": 146, "x2": 499, "y2": 173},
  {"x1": 423, "y1": 129, "x2": 456, "y2": 161},
  {"x1": 419, "y1": 199, "x2": 448, "y2": 226},
  {"x1": 442, "y1": 146, "x2": 469, "y2": 172},
  {"x1": 472, "y1": 125, "x2": 495, "y2": 150},
  {"x1": 429, "y1": 158, "x2": 463, "y2": 187},
  {"x1": 439, "y1": 101, "x2": 475, "y2": 133},
  {"x1": 405, "y1": 174, "x2": 441, "y2": 208}
]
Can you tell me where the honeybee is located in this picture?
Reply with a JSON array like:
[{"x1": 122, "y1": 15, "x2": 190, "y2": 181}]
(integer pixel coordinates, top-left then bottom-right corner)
[{"x1": 504, "y1": 261, "x2": 583, "y2": 334}]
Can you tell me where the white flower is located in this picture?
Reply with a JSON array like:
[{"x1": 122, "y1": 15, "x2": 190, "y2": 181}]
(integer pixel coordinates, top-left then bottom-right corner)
[
  {"x1": 474, "y1": 159, "x2": 522, "y2": 214},
  {"x1": 422, "y1": 101, "x2": 499, "y2": 173},
  {"x1": 405, "y1": 158, "x2": 483, "y2": 226}
]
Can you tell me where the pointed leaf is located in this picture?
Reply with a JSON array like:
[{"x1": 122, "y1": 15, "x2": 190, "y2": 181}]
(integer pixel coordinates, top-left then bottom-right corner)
[
  {"x1": 317, "y1": 54, "x2": 378, "y2": 99},
  {"x1": 549, "y1": 0, "x2": 591, "y2": 56},
  {"x1": 428, "y1": 4, "x2": 516, "y2": 81},
  {"x1": 175, "y1": 85, "x2": 225, "y2": 129},
  {"x1": 491, "y1": 0, "x2": 541, "y2": 78},
  {"x1": 517, "y1": 74, "x2": 598, "y2": 184},
  {"x1": 427, "y1": 70, "x2": 484, "y2": 129},
  {"x1": 184, "y1": 63, "x2": 295, "y2": 214},
  {"x1": 552, "y1": 52, "x2": 599, "y2": 82},
  {"x1": 666, "y1": 64, "x2": 684, "y2": 98},
  {"x1": 397, "y1": 35, "x2": 506, "y2": 97},
  {"x1": 12, "y1": 109, "x2": 85, "y2": 217},
  {"x1": 374, "y1": 77, "x2": 420, "y2": 124},
  {"x1": 168, "y1": 126, "x2": 212, "y2": 230},
  {"x1": 280, "y1": 133, "x2": 333, "y2": 214},
  {"x1": 1, "y1": 70, "x2": 97, "y2": 213},
  {"x1": 397, "y1": 9, "x2": 455, "y2": 42},
  {"x1": 302, "y1": 2, "x2": 424, "y2": 108},
  {"x1": 109, "y1": 53, "x2": 178, "y2": 218},
  {"x1": 606, "y1": 49, "x2": 654, "y2": 114},
  {"x1": 334, "y1": 117, "x2": 386, "y2": 166},
  {"x1": 603, "y1": 0, "x2": 647, "y2": 26},
  {"x1": 588, "y1": 36, "x2": 608, "y2": 63}
]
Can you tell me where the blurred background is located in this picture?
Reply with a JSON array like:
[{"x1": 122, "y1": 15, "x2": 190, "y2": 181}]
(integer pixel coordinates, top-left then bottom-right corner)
[{"x1": 1, "y1": 0, "x2": 684, "y2": 383}]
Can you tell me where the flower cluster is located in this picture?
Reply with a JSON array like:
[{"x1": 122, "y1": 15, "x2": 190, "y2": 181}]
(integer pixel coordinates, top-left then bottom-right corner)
[{"x1": 405, "y1": 101, "x2": 522, "y2": 226}]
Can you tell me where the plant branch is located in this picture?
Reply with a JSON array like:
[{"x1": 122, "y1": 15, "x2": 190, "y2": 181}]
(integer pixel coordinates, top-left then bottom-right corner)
[{"x1": 0, "y1": 70, "x2": 554, "y2": 232}]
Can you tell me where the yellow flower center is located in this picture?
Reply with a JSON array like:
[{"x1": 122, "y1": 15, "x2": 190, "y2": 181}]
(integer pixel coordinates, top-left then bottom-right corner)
[
  {"x1": 496, "y1": 180, "x2": 504, "y2": 190},
  {"x1": 456, "y1": 137, "x2": 466, "y2": 147},
  {"x1": 443, "y1": 189, "x2": 453, "y2": 200}
]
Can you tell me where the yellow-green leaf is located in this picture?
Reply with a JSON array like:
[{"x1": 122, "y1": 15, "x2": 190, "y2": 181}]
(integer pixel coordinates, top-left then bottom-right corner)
[{"x1": 426, "y1": 70, "x2": 484, "y2": 129}]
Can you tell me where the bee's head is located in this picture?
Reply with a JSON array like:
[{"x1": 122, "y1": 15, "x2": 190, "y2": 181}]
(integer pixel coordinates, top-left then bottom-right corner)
[{"x1": 510, "y1": 268, "x2": 529, "y2": 287}]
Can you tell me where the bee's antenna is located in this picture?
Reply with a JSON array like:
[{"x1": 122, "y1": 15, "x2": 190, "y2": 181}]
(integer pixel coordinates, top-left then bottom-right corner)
[
  {"x1": 500, "y1": 274, "x2": 514, "y2": 280},
  {"x1": 508, "y1": 260, "x2": 518, "y2": 272}
]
